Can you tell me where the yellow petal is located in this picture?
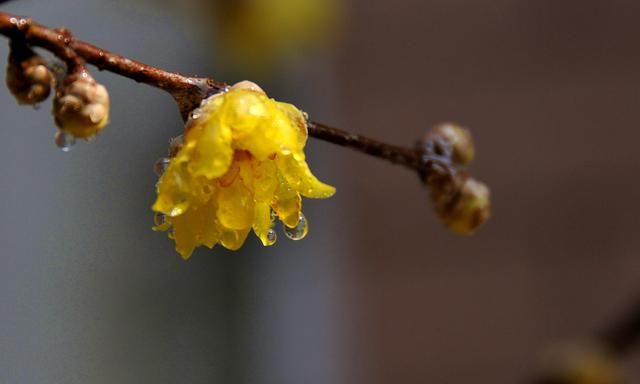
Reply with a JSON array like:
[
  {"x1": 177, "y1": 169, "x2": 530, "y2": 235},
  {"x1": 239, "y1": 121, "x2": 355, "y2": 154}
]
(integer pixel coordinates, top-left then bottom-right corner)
[
  {"x1": 152, "y1": 161, "x2": 191, "y2": 217},
  {"x1": 253, "y1": 202, "x2": 276, "y2": 246},
  {"x1": 220, "y1": 227, "x2": 251, "y2": 251},
  {"x1": 271, "y1": 172, "x2": 302, "y2": 228},
  {"x1": 276, "y1": 154, "x2": 335, "y2": 199},
  {"x1": 216, "y1": 177, "x2": 255, "y2": 230},
  {"x1": 199, "y1": 197, "x2": 221, "y2": 249},
  {"x1": 171, "y1": 206, "x2": 206, "y2": 259},
  {"x1": 184, "y1": 115, "x2": 233, "y2": 179}
]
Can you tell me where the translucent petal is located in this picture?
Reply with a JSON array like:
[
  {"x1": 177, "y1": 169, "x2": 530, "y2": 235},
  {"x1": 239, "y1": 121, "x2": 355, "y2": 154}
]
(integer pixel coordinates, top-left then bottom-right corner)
[
  {"x1": 253, "y1": 202, "x2": 276, "y2": 246},
  {"x1": 152, "y1": 161, "x2": 191, "y2": 217},
  {"x1": 216, "y1": 177, "x2": 255, "y2": 230},
  {"x1": 276, "y1": 102, "x2": 308, "y2": 148},
  {"x1": 253, "y1": 159, "x2": 278, "y2": 202},
  {"x1": 199, "y1": 197, "x2": 220, "y2": 249},
  {"x1": 222, "y1": 90, "x2": 266, "y2": 138},
  {"x1": 276, "y1": 154, "x2": 335, "y2": 199},
  {"x1": 271, "y1": 172, "x2": 302, "y2": 228},
  {"x1": 184, "y1": 116, "x2": 233, "y2": 179},
  {"x1": 231, "y1": 91, "x2": 303, "y2": 160},
  {"x1": 220, "y1": 227, "x2": 251, "y2": 251},
  {"x1": 171, "y1": 206, "x2": 206, "y2": 259}
]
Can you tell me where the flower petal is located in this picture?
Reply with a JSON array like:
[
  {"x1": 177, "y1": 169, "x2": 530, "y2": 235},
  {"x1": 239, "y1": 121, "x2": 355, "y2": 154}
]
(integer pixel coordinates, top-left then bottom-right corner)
[
  {"x1": 184, "y1": 116, "x2": 233, "y2": 179},
  {"x1": 171, "y1": 205, "x2": 206, "y2": 259},
  {"x1": 253, "y1": 202, "x2": 275, "y2": 246},
  {"x1": 216, "y1": 176, "x2": 255, "y2": 230},
  {"x1": 271, "y1": 172, "x2": 302, "y2": 228},
  {"x1": 220, "y1": 227, "x2": 251, "y2": 251},
  {"x1": 276, "y1": 154, "x2": 335, "y2": 199},
  {"x1": 152, "y1": 161, "x2": 191, "y2": 217}
]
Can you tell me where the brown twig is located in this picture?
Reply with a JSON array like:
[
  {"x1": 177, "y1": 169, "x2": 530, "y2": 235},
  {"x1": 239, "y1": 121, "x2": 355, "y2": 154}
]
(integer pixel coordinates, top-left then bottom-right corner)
[{"x1": 0, "y1": 10, "x2": 439, "y2": 175}]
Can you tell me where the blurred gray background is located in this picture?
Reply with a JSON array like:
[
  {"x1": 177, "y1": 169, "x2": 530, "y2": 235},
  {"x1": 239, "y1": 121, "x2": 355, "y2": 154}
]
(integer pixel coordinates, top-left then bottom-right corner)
[{"x1": 1, "y1": 0, "x2": 640, "y2": 383}]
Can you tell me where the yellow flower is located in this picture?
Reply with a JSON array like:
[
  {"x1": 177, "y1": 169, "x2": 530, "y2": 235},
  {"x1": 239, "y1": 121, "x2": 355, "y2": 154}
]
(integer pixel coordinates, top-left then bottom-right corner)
[
  {"x1": 152, "y1": 81, "x2": 335, "y2": 259},
  {"x1": 210, "y1": 0, "x2": 343, "y2": 72}
]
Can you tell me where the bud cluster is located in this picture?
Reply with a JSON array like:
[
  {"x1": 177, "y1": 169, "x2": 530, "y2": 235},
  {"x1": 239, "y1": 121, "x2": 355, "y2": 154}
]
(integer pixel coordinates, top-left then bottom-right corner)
[
  {"x1": 418, "y1": 123, "x2": 491, "y2": 235},
  {"x1": 5, "y1": 43, "x2": 53, "y2": 105},
  {"x1": 4, "y1": 39, "x2": 111, "y2": 151},
  {"x1": 53, "y1": 71, "x2": 110, "y2": 139}
]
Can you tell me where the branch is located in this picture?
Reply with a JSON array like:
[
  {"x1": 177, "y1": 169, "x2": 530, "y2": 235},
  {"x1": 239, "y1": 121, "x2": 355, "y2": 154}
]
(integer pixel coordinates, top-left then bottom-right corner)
[
  {"x1": 0, "y1": 10, "x2": 428, "y2": 173},
  {"x1": 0, "y1": 10, "x2": 491, "y2": 234}
]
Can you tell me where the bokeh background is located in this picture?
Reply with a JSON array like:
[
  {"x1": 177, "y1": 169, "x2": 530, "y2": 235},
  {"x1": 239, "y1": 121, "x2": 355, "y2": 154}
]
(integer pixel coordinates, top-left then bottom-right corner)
[{"x1": 1, "y1": 0, "x2": 639, "y2": 383}]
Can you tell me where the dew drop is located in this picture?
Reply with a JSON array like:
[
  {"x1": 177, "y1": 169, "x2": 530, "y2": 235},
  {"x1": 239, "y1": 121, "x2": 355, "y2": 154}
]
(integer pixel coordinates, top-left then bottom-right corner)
[
  {"x1": 270, "y1": 209, "x2": 277, "y2": 222},
  {"x1": 153, "y1": 157, "x2": 170, "y2": 176},
  {"x1": 153, "y1": 212, "x2": 166, "y2": 226},
  {"x1": 266, "y1": 229, "x2": 277, "y2": 244},
  {"x1": 283, "y1": 213, "x2": 308, "y2": 241},
  {"x1": 189, "y1": 110, "x2": 201, "y2": 120},
  {"x1": 168, "y1": 135, "x2": 184, "y2": 156},
  {"x1": 54, "y1": 130, "x2": 75, "y2": 152}
]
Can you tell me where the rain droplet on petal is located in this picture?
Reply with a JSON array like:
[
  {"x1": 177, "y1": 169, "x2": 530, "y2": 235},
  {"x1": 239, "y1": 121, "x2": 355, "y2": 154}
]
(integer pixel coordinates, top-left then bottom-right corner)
[
  {"x1": 283, "y1": 213, "x2": 308, "y2": 241},
  {"x1": 153, "y1": 157, "x2": 170, "y2": 176},
  {"x1": 153, "y1": 212, "x2": 166, "y2": 226},
  {"x1": 168, "y1": 135, "x2": 184, "y2": 157},
  {"x1": 54, "y1": 130, "x2": 75, "y2": 152},
  {"x1": 270, "y1": 208, "x2": 277, "y2": 222},
  {"x1": 266, "y1": 228, "x2": 277, "y2": 245},
  {"x1": 189, "y1": 110, "x2": 201, "y2": 120}
]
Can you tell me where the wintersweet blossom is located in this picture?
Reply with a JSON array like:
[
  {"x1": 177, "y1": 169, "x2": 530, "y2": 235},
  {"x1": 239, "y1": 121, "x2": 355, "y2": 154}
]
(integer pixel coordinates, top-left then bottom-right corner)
[{"x1": 152, "y1": 81, "x2": 335, "y2": 258}]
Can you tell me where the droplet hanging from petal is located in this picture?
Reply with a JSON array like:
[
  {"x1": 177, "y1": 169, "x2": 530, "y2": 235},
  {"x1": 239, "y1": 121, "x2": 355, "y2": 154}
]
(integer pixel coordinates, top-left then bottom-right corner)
[
  {"x1": 54, "y1": 130, "x2": 75, "y2": 152},
  {"x1": 153, "y1": 157, "x2": 170, "y2": 176},
  {"x1": 283, "y1": 213, "x2": 308, "y2": 241}
]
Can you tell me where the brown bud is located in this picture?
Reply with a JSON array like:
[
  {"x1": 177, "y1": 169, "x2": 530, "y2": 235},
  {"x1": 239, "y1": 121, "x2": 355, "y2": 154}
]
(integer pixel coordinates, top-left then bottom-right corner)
[
  {"x1": 424, "y1": 122, "x2": 475, "y2": 165},
  {"x1": 6, "y1": 44, "x2": 53, "y2": 105},
  {"x1": 53, "y1": 71, "x2": 110, "y2": 139},
  {"x1": 432, "y1": 175, "x2": 490, "y2": 235}
]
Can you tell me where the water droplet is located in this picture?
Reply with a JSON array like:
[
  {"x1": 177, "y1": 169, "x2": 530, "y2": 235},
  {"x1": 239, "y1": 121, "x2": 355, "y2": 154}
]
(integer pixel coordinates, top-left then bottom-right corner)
[
  {"x1": 153, "y1": 157, "x2": 170, "y2": 176},
  {"x1": 270, "y1": 209, "x2": 277, "y2": 222},
  {"x1": 153, "y1": 212, "x2": 166, "y2": 226},
  {"x1": 189, "y1": 110, "x2": 201, "y2": 120},
  {"x1": 266, "y1": 229, "x2": 277, "y2": 244},
  {"x1": 283, "y1": 213, "x2": 308, "y2": 241},
  {"x1": 54, "y1": 130, "x2": 75, "y2": 152}
]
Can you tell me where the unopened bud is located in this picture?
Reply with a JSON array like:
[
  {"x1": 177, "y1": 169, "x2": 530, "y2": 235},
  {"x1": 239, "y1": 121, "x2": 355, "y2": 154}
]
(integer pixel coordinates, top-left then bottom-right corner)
[
  {"x1": 432, "y1": 175, "x2": 490, "y2": 235},
  {"x1": 6, "y1": 44, "x2": 53, "y2": 105},
  {"x1": 53, "y1": 71, "x2": 110, "y2": 139},
  {"x1": 424, "y1": 123, "x2": 475, "y2": 165}
]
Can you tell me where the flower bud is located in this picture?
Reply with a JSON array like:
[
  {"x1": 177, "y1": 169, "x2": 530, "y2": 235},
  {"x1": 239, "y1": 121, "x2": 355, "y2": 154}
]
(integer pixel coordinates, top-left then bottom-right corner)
[
  {"x1": 53, "y1": 71, "x2": 110, "y2": 139},
  {"x1": 431, "y1": 175, "x2": 490, "y2": 235},
  {"x1": 6, "y1": 45, "x2": 53, "y2": 105},
  {"x1": 424, "y1": 122, "x2": 475, "y2": 165}
]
